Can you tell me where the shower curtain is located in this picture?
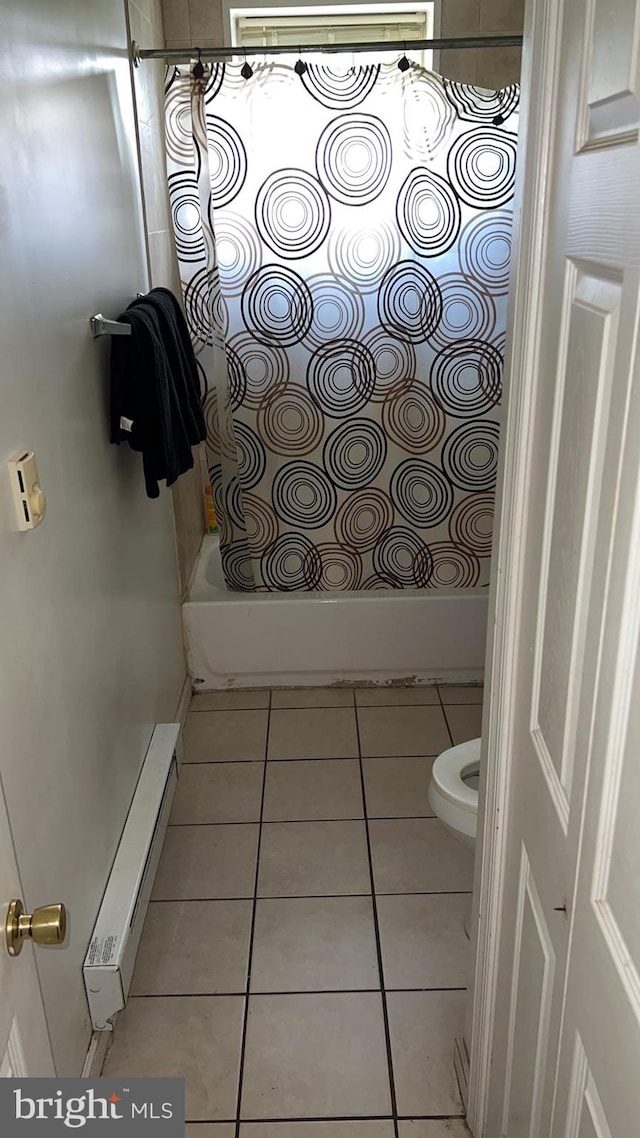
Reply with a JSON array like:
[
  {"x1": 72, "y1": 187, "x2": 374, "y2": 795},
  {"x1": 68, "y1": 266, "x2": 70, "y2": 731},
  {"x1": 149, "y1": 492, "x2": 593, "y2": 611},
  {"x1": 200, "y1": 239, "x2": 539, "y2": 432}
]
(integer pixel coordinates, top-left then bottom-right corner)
[{"x1": 164, "y1": 59, "x2": 519, "y2": 591}]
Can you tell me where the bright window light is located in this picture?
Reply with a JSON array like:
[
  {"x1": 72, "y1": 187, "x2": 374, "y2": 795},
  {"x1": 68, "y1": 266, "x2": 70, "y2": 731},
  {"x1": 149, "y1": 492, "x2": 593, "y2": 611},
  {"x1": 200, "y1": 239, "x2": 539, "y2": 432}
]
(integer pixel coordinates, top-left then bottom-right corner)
[{"x1": 227, "y1": 2, "x2": 437, "y2": 68}]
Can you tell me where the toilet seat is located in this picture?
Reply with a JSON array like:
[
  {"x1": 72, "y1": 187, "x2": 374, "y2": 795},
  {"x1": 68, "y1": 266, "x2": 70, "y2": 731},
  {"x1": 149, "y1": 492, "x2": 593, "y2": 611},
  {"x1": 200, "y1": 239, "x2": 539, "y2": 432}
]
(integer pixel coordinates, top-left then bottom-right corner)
[{"x1": 428, "y1": 737, "x2": 481, "y2": 847}]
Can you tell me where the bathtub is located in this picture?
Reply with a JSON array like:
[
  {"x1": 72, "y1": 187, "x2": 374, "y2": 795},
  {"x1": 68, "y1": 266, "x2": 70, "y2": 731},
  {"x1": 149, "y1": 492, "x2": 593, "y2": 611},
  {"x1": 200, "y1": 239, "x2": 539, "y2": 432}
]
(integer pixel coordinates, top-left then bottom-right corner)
[{"x1": 183, "y1": 535, "x2": 488, "y2": 690}]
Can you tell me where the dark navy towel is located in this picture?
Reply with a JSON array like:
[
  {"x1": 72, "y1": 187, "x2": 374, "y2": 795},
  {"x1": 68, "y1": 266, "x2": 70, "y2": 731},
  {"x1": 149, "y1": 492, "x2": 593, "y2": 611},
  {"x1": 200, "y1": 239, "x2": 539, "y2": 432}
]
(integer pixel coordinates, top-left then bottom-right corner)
[{"x1": 110, "y1": 287, "x2": 206, "y2": 498}]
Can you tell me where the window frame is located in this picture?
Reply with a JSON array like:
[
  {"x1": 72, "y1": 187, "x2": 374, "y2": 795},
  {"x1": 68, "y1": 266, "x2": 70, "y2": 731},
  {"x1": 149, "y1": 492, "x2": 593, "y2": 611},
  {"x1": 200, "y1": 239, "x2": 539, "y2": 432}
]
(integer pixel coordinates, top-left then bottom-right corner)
[{"x1": 222, "y1": 0, "x2": 441, "y2": 72}]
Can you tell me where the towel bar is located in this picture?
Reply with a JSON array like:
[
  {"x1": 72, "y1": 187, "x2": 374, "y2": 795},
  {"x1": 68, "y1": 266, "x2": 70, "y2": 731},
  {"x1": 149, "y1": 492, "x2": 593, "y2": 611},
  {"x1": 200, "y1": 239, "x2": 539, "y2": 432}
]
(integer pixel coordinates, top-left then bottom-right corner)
[{"x1": 90, "y1": 314, "x2": 131, "y2": 338}]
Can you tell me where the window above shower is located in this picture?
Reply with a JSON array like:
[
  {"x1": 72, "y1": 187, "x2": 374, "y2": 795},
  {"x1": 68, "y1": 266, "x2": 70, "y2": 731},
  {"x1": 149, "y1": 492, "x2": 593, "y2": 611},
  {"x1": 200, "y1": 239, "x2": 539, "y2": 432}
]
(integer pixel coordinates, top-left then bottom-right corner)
[{"x1": 224, "y1": 0, "x2": 438, "y2": 68}]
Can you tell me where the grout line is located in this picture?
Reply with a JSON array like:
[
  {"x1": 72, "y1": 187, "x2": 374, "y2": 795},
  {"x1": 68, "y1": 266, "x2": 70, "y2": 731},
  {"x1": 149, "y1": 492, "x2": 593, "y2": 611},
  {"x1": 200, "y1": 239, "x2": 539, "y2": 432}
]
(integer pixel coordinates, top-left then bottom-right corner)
[
  {"x1": 189, "y1": 701, "x2": 481, "y2": 712},
  {"x1": 437, "y1": 686, "x2": 455, "y2": 749},
  {"x1": 148, "y1": 890, "x2": 474, "y2": 903},
  {"x1": 169, "y1": 816, "x2": 439, "y2": 828},
  {"x1": 354, "y1": 706, "x2": 400, "y2": 1138},
  {"x1": 189, "y1": 698, "x2": 480, "y2": 711},
  {"x1": 131, "y1": 987, "x2": 467, "y2": 998},
  {"x1": 377, "y1": 889, "x2": 473, "y2": 896},
  {"x1": 189, "y1": 706, "x2": 270, "y2": 713},
  {"x1": 167, "y1": 820, "x2": 261, "y2": 829},
  {"x1": 182, "y1": 754, "x2": 441, "y2": 765},
  {"x1": 186, "y1": 1115, "x2": 467, "y2": 1125},
  {"x1": 239, "y1": 1118, "x2": 397, "y2": 1125},
  {"x1": 233, "y1": 689, "x2": 271, "y2": 1137},
  {"x1": 183, "y1": 759, "x2": 266, "y2": 766}
]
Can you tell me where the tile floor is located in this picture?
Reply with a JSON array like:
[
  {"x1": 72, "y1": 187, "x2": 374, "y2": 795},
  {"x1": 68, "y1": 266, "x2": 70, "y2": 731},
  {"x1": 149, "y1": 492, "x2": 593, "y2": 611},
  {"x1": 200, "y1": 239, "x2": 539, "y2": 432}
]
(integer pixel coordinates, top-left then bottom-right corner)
[{"x1": 105, "y1": 684, "x2": 482, "y2": 1135}]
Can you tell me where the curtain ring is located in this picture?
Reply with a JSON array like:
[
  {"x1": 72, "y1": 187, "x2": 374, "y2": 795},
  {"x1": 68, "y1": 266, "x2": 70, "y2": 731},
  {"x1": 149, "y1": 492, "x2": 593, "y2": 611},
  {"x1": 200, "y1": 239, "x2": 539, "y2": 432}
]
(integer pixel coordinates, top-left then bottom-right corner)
[
  {"x1": 295, "y1": 43, "x2": 308, "y2": 76},
  {"x1": 192, "y1": 46, "x2": 205, "y2": 80},
  {"x1": 398, "y1": 40, "x2": 410, "y2": 72},
  {"x1": 241, "y1": 45, "x2": 253, "y2": 80}
]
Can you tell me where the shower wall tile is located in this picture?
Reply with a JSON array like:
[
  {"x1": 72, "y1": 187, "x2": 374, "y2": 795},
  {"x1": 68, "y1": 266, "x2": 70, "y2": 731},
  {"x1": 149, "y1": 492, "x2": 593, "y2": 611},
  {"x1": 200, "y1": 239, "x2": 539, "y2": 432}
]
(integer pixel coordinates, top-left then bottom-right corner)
[
  {"x1": 137, "y1": 60, "x2": 167, "y2": 133},
  {"x1": 128, "y1": 0, "x2": 206, "y2": 594},
  {"x1": 440, "y1": 0, "x2": 480, "y2": 37},
  {"x1": 480, "y1": 0, "x2": 525, "y2": 33},
  {"x1": 160, "y1": 0, "x2": 524, "y2": 59},
  {"x1": 170, "y1": 448, "x2": 207, "y2": 595},
  {"x1": 128, "y1": 2, "x2": 151, "y2": 49},
  {"x1": 439, "y1": 0, "x2": 523, "y2": 86},
  {"x1": 138, "y1": 122, "x2": 172, "y2": 233},
  {"x1": 149, "y1": 0, "x2": 166, "y2": 37},
  {"x1": 439, "y1": 0, "x2": 479, "y2": 83},
  {"x1": 162, "y1": 0, "x2": 191, "y2": 42},
  {"x1": 128, "y1": 5, "x2": 165, "y2": 132},
  {"x1": 130, "y1": 0, "x2": 164, "y2": 34},
  {"x1": 478, "y1": 0, "x2": 524, "y2": 86},
  {"x1": 476, "y1": 44, "x2": 522, "y2": 87},
  {"x1": 438, "y1": 48, "x2": 478, "y2": 85},
  {"x1": 148, "y1": 230, "x2": 181, "y2": 294},
  {"x1": 189, "y1": 0, "x2": 225, "y2": 46}
]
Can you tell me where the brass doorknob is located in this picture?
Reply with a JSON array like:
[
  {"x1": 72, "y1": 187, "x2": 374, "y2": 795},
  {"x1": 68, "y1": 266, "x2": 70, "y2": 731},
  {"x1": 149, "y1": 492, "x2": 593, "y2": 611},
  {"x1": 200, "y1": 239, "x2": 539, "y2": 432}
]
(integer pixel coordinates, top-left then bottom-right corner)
[{"x1": 5, "y1": 899, "x2": 67, "y2": 957}]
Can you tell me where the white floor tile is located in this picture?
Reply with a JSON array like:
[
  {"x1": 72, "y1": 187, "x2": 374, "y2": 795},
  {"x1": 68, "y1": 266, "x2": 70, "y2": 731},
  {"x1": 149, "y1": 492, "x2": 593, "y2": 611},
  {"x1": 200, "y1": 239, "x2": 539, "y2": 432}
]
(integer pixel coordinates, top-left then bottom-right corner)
[
  {"x1": 131, "y1": 900, "x2": 252, "y2": 995},
  {"x1": 444, "y1": 704, "x2": 483, "y2": 745},
  {"x1": 241, "y1": 993, "x2": 392, "y2": 1119},
  {"x1": 398, "y1": 1123, "x2": 470, "y2": 1137},
  {"x1": 152, "y1": 825, "x2": 259, "y2": 899},
  {"x1": 362, "y1": 756, "x2": 436, "y2": 818},
  {"x1": 268, "y1": 708, "x2": 359, "y2": 760},
  {"x1": 104, "y1": 996, "x2": 245, "y2": 1121},
  {"x1": 437, "y1": 684, "x2": 484, "y2": 705},
  {"x1": 369, "y1": 819, "x2": 474, "y2": 894},
  {"x1": 171, "y1": 762, "x2": 264, "y2": 824},
  {"x1": 258, "y1": 821, "x2": 370, "y2": 896},
  {"x1": 184, "y1": 710, "x2": 268, "y2": 762},
  {"x1": 358, "y1": 706, "x2": 451, "y2": 757},
  {"x1": 191, "y1": 691, "x2": 270, "y2": 711},
  {"x1": 263, "y1": 759, "x2": 363, "y2": 821},
  {"x1": 251, "y1": 897, "x2": 379, "y2": 991},
  {"x1": 186, "y1": 1127, "x2": 236, "y2": 1137},
  {"x1": 387, "y1": 990, "x2": 466, "y2": 1116},
  {"x1": 271, "y1": 688, "x2": 354, "y2": 708},
  {"x1": 240, "y1": 1125, "x2": 395, "y2": 1136},
  {"x1": 377, "y1": 893, "x2": 470, "y2": 989}
]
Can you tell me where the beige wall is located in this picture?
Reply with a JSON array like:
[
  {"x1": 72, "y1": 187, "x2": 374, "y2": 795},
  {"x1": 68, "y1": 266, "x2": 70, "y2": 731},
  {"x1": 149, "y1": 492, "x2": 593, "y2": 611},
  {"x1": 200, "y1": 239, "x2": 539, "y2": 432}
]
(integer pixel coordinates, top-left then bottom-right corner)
[
  {"x1": 0, "y1": 0, "x2": 185, "y2": 1074},
  {"x1": 161, "y1": 0, "x2": 524, "y2": 84},
  {"x1": 128, "y1": 0, "x2": 206, "y2": 594}
]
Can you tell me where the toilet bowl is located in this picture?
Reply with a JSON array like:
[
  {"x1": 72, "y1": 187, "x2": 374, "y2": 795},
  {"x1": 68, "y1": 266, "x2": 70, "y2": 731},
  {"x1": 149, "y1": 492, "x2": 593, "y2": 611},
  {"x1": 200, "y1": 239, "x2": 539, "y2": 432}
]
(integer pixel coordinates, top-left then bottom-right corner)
[{"x1": 428, "y1": 737, "x2": 481, "y2": 850}]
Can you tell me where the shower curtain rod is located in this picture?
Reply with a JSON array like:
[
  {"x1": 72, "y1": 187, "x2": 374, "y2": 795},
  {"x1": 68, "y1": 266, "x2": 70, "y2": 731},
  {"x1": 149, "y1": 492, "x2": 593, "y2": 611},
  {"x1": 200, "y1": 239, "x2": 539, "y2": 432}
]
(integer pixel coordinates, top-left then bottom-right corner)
[{"x1": 132, "y1": 35, "x2": 523, "y2": 65}]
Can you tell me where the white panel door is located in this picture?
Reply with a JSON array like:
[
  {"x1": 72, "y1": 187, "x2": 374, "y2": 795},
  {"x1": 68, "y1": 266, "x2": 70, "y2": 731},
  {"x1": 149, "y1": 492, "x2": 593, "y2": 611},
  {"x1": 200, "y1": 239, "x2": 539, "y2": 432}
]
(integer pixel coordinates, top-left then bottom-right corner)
[
  {"x1": 482, "y1": 0, "x2": 640, "y2": 1134},
  {"x1": 0, "y1": 776, "x2": 54, "y2": 1076}
]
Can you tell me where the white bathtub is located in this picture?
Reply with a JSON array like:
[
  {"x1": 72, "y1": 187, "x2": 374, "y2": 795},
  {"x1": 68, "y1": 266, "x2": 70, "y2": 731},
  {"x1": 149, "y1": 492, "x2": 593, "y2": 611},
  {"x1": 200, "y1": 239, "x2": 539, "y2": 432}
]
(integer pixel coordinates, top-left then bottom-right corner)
[{"x1": 183, "y1": 535, "x2": 488, "y2": 690}]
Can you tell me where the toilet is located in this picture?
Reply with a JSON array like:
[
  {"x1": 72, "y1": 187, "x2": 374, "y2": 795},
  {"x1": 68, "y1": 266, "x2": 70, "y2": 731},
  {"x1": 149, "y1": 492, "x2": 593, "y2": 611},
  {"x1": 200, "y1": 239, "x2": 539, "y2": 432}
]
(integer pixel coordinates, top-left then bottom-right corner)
[{"x1": 428, "y1": 737, "x2": 481, "y2": 851}]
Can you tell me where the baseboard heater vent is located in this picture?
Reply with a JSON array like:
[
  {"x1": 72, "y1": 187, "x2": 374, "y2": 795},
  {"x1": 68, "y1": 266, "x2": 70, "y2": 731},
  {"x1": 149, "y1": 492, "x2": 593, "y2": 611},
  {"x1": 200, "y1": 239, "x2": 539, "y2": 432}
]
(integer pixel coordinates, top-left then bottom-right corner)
[{"x1": 83, "y1": 724, "x2": 180, "y2": 1031}]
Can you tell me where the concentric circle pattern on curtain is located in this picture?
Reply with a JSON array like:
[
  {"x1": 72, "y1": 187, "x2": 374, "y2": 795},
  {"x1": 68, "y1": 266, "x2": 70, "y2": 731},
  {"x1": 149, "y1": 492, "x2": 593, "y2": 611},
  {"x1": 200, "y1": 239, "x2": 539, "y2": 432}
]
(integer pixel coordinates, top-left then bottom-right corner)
[
  {"x1": 300, "y1": 63, "x2": 380, "y2": 109},
  {"x1": 166, "y1": 60, "x2": 519, "y2": 590},
  {"x1": 316, "y1": 114, "x2": 393, "y2": 205},
  {"x1": 255, "y1": 169, "x2": 331, "y2": 258}
]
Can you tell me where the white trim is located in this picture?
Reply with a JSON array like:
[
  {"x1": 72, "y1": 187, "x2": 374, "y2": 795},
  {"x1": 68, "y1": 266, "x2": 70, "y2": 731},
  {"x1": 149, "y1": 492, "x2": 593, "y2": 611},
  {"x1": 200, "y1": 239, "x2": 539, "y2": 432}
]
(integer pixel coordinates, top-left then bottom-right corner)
[
  {"x1": 467, "y1": 1, "x2": 564, "y2": 1134},
  {"x1": 0, "y1": 1018, "x2": 28, "y2": 1078},
  {"x1": 81, "y1": 1031, "x2": 110, "y2": 1079},
  {"x1": 454, "y1": 1036, "x2": 470, "y2": 1113},
  {"x1": 174, "y1": 673, "x2": 192, "y2": 770},
  {"x1": 175, "y1": 672, "x2": 192, "y2": 732}
]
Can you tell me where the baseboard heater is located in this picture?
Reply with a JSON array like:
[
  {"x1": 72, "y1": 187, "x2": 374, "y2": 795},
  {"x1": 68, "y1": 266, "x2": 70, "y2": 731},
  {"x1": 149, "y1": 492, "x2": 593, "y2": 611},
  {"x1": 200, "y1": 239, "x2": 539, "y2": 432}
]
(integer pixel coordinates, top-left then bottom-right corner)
[{"x1": 83, "y1": 723, "x2": 180, "y2": 1031}]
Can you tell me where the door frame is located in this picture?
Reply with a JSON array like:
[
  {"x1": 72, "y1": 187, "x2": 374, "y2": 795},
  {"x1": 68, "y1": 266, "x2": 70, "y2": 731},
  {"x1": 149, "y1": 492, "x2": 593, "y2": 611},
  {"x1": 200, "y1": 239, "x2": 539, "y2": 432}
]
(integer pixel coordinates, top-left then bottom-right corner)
[{"x1": 466, "y1": 0, "x2": 565, "y2": 1132}]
